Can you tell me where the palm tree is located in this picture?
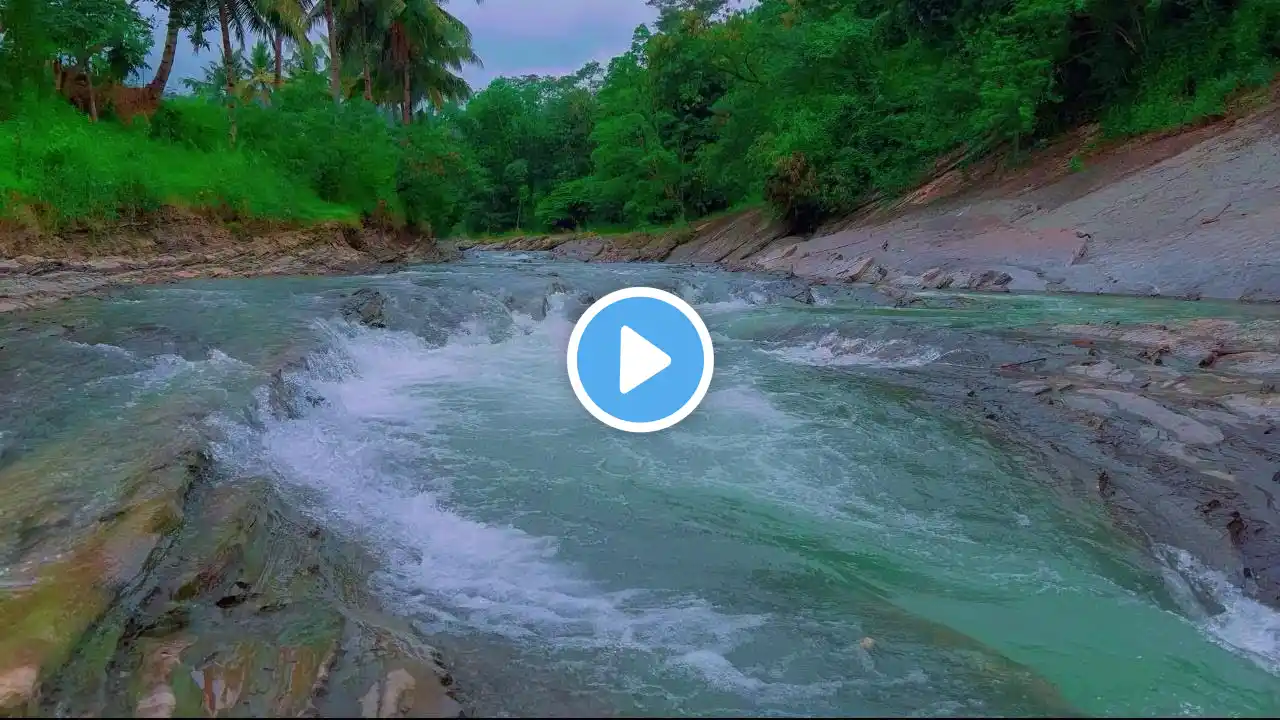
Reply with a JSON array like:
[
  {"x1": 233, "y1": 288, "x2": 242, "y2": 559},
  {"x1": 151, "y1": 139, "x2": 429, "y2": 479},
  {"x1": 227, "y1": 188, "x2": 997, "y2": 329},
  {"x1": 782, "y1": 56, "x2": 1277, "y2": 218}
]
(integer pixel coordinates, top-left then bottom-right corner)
[
  {"x1": 379, "y1": 0, "x2": 481, "y2": 124},
  {"x1": 211, "y1": 0, "x2": 307, "y2": 142},
  {"x1": 307, "y1": 0, "x2": 343, "y2": 100},
  {"x1": 264, "y1": 0, "x2": 315, "y2": 86},
  {"x1": 334, "y1": 0, "x2": 390, "y2": 102},
  {"x1": 236, "y1": 39, "x2": 276, "y2": 104},
  {"x1": 182, "y1": 49, "x2": 249, "y2": 100}
]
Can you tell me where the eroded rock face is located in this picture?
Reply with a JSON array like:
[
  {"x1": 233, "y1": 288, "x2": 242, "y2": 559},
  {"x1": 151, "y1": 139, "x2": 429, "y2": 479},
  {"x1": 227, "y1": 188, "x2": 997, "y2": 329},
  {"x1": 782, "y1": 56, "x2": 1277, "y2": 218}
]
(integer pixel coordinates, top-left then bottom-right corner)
[
  {"x1": 0, "y1": 438, "x2": 208, "y2": 716},
  {"x1": 0, "y1": 408, "x2": 464, "y2": 720},
  {"x1": 28, "y1": 477, "x2": 464, "y2": 719}
]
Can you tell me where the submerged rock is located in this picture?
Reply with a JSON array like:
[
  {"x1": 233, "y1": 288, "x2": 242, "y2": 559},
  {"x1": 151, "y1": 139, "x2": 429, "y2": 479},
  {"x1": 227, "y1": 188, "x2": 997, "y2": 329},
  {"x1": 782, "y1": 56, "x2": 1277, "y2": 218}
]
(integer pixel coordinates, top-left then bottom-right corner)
[{"x1": 342, "y1": 288, "x2": 389, "y2": 329}]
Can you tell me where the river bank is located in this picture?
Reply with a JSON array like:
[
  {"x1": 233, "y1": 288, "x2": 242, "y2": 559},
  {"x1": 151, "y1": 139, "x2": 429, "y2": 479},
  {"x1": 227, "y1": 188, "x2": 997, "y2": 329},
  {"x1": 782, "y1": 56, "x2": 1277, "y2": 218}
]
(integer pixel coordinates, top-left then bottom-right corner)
[
  {"x1": 0, "y1": 209, "x2": 457, "y2": 314},
  {"x1": 481, "y1": 95, "x2": 1280, "y2": 304}
]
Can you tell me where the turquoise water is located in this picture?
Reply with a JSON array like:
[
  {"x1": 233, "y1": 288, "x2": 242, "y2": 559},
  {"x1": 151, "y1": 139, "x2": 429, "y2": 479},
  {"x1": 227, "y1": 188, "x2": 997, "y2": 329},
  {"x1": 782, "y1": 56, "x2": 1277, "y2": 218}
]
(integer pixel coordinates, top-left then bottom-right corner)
[{"x1": 3, "y1": 254, "x2": 1279, "y2": 716}]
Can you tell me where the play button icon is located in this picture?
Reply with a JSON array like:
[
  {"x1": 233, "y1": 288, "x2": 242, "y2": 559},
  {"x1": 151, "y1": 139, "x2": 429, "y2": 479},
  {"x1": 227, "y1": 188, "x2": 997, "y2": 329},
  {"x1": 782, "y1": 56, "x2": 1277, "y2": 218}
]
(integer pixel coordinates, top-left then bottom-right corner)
[
  {"x1": 567, "y1": 287, "x2": 715, "y2": 433},
  {"x1": 619, "y1": 325, "x2": 671, "y2": 394}
]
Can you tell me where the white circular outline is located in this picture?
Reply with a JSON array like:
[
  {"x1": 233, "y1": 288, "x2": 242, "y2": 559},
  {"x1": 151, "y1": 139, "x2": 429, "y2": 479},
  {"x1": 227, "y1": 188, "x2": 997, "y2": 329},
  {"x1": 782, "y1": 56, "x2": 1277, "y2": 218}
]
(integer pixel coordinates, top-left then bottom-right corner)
[{"x1": 566, "y1": 286, "x2": 715, "y2": 433}]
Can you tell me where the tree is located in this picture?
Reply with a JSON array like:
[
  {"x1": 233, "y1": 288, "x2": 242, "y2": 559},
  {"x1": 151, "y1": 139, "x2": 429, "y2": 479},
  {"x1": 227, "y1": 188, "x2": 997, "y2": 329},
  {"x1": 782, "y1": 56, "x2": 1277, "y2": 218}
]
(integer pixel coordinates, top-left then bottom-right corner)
[
  {"x1": 335, "y1": 0, "x2": 385, "y2": 101},
  {"x1": 46, "y1": 0, "x2": 151, "y2": 120},
  {"x1": 210, "y1": 0, "x2": 305, "y2": 142},
  {"x1": 264, "y1": 0, "x2": 314, "y2": 86},
  {"x1": 148, "y1": 0, "x2": 216, "y2": 95},
  {"x1": 236, "y1": 38, "x2": 276, "y2": 104},
  {"x1": 380, "y1": 0, "x2": 481, "y2": 124}
]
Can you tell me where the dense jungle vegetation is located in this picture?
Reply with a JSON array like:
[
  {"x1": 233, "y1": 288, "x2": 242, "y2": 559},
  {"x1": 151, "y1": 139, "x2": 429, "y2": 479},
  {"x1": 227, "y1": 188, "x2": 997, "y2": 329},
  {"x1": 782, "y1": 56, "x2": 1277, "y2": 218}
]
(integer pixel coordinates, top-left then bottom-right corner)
[{"x1": 1, "y1": 0, "x2": 1277, "y2": 238}]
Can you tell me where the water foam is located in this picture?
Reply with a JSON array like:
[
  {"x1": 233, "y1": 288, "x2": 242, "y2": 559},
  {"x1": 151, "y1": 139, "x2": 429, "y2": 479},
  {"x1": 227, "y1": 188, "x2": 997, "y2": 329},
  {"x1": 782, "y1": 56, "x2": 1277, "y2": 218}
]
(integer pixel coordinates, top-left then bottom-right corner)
[
  {"x1": 1162, "y1": 545, "x2": 1280, "y2": 675},
  {"x1": 765, "y1": 331, "x2": 943, "y2": 368},
  {"x1": 211, "y1": 312, "x2": 768, "y2": 677}
]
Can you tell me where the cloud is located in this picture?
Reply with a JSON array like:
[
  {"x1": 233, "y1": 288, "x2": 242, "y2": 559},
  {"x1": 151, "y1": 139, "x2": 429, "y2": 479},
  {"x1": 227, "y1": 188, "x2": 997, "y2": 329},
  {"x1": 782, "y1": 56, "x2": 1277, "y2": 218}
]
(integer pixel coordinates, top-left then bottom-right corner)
[{"x1": 141, "y1": 0, "x2": 656, "y2": 93}]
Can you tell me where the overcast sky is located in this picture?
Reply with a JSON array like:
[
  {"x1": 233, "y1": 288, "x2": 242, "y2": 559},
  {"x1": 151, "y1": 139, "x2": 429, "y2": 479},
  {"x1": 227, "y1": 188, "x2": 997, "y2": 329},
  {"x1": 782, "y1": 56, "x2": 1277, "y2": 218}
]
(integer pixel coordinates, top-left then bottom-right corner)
[{"x1": 141, "y1": 0, "x2": 658, "y2": 90}]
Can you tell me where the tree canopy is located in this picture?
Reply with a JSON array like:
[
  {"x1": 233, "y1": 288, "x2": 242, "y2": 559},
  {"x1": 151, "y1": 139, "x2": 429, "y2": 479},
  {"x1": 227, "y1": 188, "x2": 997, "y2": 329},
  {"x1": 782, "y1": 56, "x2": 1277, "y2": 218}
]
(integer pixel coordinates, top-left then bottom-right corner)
[{"x1": 1, "y1": 0, "x2": 1277, "y2": 236}]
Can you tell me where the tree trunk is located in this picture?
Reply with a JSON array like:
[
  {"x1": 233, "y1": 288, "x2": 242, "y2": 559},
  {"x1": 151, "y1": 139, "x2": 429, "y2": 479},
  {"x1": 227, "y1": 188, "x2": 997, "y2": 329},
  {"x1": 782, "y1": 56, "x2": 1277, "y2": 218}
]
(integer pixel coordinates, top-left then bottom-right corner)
[
  {"x1": 325, "y1": 0, "x2": 340, "y2": 101},
  {"x1": 274, "y1": 31, "x2": 284, "y2": 87},
  {"x1": 363, "y1": 57, "x2": 372, "y2": 101},
  {"x1": 86, "y1": 67, "x2": 98, "y2": 122},
  {"x1": 147, "y1": 6, "x2": 181, "y2": 96},
  {"x1": 401, "y1": 67, "x2": 411, "y2": 125},
  {"x1": 218, "y1": 0, "x2": 237, "y2": 146}
]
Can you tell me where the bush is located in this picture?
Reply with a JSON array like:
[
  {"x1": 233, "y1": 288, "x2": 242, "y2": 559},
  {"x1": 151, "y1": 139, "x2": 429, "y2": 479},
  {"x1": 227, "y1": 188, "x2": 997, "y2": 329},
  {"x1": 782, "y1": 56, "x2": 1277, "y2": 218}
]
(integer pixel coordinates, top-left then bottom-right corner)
[
  {"x1": 0, "y1": 101, "x2": 353, "y2": 228},
  {"x1": 534, "y1": 178, "x2": 596, "y2": 231}
]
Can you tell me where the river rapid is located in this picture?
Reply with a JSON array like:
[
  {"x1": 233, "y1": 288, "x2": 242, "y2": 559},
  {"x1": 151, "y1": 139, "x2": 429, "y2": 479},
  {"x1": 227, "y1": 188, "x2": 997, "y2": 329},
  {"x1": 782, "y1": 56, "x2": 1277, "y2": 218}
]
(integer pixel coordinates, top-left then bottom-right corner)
[{"x1": 3, "y1": 252, "x2": 1280, "y2": 717}]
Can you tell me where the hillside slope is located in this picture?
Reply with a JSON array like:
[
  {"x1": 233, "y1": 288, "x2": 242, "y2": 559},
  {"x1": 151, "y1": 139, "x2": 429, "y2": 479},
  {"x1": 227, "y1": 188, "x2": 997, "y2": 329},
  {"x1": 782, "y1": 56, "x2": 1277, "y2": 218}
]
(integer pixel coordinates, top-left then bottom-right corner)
[{"x1": 491, "y1": 97, "x2": 1280, "y2": 303}]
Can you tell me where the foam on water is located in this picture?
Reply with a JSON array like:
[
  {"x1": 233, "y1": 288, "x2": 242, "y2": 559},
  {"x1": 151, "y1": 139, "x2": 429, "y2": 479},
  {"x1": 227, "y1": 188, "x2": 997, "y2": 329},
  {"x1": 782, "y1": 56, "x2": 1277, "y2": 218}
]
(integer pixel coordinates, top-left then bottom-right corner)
[
  {"x1": 197, "y1": 275, "x2": 1280, "y2": 714},
  {"x1": 210, "y1": 313, "x2": 771, "y2": 688},
  {"x1": 1162, "y1": 545, "x2": 1280, "y2": 675},
  {"x1": 765, "y1": 331, "x2": 943, "y2": 368}
]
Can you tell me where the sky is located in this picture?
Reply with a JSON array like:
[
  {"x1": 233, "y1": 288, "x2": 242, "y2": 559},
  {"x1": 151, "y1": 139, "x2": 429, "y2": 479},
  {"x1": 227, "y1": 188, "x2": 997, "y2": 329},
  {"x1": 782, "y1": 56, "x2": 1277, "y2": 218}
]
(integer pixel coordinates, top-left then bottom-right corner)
[{"x1": 141, "y1": 0, "x2": 658, "y2": 90}]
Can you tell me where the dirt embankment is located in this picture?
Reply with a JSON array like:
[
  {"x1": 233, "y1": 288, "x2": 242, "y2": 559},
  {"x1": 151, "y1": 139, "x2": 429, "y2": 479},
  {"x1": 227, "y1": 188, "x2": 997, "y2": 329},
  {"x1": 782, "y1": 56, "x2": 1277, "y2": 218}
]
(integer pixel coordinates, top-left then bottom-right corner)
[
  {"x1": 0, "y1": 209, "x2": 456, "y2": 313},
  {"x1": 486, "y1": 97, "x2": 1280, "y2": 303}
]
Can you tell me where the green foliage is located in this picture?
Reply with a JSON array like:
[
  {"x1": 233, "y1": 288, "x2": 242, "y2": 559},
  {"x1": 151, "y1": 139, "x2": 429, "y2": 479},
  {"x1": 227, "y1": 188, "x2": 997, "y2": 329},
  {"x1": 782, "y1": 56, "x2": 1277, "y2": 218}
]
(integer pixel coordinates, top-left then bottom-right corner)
[
  {"x1": 4, "y1": 0, "x2": 1278, "y2": 238},
  {"x1": 237, "y1": 89, "x2": 401, "y2": 217},
  {"x1": 443, "y1": 0, "x2": 1280, "y2": 235},
  {"x1": 46, "y1": 0, "x2": 152, "y2": 79},
  {"x1": 0, "y1": 0, "x2": 55, "y2": 113},
  {"x1": 0, "y1": 102, "x2": 350, "y2": 227}
]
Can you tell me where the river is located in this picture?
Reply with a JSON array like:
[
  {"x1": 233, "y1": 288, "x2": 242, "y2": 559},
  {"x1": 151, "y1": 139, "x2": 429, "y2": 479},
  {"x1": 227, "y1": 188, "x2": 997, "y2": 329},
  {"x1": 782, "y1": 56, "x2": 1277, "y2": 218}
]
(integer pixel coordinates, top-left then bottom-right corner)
[{"x1": 2, "y1": 252, "x2": 1280, "y2": 717}]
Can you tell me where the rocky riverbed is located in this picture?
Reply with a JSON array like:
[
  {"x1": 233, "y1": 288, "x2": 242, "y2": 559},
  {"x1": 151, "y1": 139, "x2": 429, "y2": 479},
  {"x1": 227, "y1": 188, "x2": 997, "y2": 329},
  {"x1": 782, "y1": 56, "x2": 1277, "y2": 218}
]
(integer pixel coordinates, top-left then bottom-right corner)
[{"x1": 2, "y1": 255, "x2": 1280, "y2": 717}]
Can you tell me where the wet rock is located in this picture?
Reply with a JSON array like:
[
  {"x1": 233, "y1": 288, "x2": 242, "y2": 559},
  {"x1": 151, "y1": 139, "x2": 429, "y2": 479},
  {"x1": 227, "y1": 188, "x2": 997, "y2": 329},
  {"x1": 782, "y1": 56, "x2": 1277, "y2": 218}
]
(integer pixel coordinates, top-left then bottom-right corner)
[
  {"x1": 1013, "y1": 380, "x2": 1053, "y2": 395},
  {"x1": 1210, "y1": 351, "x2": 1280, "y2": 377},
  {"x1": 38, "y1": 478, "x2": 466, "y2": 718},
  {"x1": 761, "y1": 279, "x2": 815, "y2": 305},
  {"x1": 1066, "y1": 360, "x2": 1136, "y2": 384},
  {"x1": 358, "y1": 665, "x2": 463, "y2": 719},
  {"x1": 967, "y1": 270, "x2": 1013, "y2": 292},
  {"x1": 876, "y1": 285, "x2": 920, "y2": 307},
  {"x1": 501, "y1": 292, "x2": 550, "y2": 322},
  {"x1": 831, "y1": 256, "x2": 876, "y2": 282},
  {"x1": 0, "y1": 443, "x2": 207, "y2": 714},
  {"x1": 133, "y1": 637, "x2": 193, "y2": 718},
  {"x1": 1078, "y1": 389, "x2": 1225, "y2": 445},
  {"x1": 341, "y1": 288, "x2": 388, "y2": 329},
  {"x1": 920, "y1": 267, "x2": 956, "y2": 290}
]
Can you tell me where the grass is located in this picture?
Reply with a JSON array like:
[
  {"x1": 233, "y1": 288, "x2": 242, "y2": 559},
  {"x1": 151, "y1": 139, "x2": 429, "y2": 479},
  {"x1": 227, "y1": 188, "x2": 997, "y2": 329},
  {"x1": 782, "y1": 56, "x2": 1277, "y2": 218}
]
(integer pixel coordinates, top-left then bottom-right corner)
[{"x1": 0, "y1": 102, "x2": 358, "y2": 232}]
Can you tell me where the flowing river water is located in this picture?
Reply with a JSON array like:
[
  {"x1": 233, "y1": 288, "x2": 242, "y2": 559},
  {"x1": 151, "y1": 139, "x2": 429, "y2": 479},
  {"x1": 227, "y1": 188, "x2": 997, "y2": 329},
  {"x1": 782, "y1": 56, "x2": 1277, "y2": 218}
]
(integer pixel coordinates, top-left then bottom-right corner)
[{"x1": 3, "y1": 253, "x2": 1280, "y2": 717}]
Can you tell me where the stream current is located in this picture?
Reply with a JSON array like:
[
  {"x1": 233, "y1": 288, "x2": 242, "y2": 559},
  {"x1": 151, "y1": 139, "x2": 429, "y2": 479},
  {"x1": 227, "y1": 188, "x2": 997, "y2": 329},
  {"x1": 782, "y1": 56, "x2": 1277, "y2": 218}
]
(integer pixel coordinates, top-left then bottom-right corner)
[{"x1": 3, "y1": 253, "x2": 1280, "y2": 716}]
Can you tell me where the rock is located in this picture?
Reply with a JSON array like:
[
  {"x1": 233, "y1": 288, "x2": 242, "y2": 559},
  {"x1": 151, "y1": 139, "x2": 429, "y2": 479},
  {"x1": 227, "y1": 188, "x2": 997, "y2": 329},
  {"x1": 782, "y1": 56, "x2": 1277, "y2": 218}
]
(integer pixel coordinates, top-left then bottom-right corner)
[
  {"x1": 36, "y1": 477, "x2": 468, "y2": 718},
  {"x1": 1066, "y1": 360, "x2": 1136, "y2": 384},
  {"x1": 832, "y1": 256, "x2": 875, "y2": 282},
  {"x1": 359, "y1": 666, "x2": 463, "y2": 719},
  {"x1": 342, "y1": 288, "x2": 388, "y2": 329},
  {"x1": 762, "y1": 279, "x2": 815, "y2": 305},
  {"x1": 1078, "y1": 389, "x2": 1225, "y2": 444},
  {"x1": 920, "y1": 267, "x2": 955, "y2": 289},
  {"x1": 1013, "y1": 380, "x2": 1053, "y2": 395},
  {"x1": 876, "y1": 285, "x2": 919, "y2": 307},
  {"x1": 134, "y1": 638, "x2": 193, "y2": 718},
  {"x1": 0, "y1": 441, "x2": 206, "y2": 714},
  {"x1": 968, "y1": 270, "x2": 1013, "y2": 292}
]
